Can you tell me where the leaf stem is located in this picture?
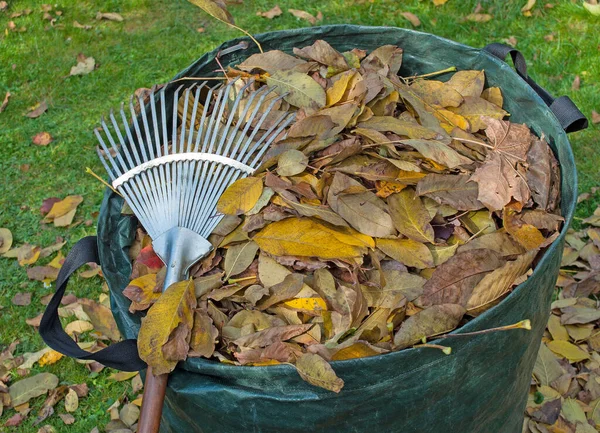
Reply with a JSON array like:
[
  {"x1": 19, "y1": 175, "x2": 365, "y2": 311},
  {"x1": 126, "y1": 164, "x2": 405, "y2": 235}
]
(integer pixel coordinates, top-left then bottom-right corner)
[
  {"x1": 85, "y1": 167, "x2": 122, "y2": 197},
  {"x1": 413, "y1": 343, "x2": 452, "y2": 355},
  {"x1": 436, "y1": 319, "x2": 531, "y2": 339},
  {"x1": 408, "y1": 66, "x2": 457, "y2": 81}
]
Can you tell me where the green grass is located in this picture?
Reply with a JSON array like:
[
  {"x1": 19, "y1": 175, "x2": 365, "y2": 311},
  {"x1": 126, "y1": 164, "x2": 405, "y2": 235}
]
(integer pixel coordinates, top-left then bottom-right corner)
[{"x1": 0, "y1": 0, "x2": 598, "y2": 431}]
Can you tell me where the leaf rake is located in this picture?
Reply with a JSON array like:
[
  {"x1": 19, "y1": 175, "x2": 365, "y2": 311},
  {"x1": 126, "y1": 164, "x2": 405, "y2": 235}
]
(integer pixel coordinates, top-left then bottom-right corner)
[{"x1": 95, "y1": 78, "x2": 294, "y2": 433}]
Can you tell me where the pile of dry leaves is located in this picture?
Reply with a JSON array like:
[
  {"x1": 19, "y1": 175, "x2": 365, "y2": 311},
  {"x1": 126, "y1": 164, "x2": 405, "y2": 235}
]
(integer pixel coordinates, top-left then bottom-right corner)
[
  {"x1": 124, "y1": 40, "x2": 564, "y2": 392},
  {"x1": 525, "y1": 198, "x2": 600, "y2": 433}
]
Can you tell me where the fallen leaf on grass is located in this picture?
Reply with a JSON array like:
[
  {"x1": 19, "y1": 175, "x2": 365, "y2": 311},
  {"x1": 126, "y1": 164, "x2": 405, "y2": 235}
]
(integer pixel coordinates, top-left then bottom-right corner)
[
  {"x1": 64, "y1": 389, "x2": 78, "y2": 412},
  {"x1": 32, "y1": 132, "x2": 53, "y2": 146},
  {"x1": 401, "y1": 11, "x2": 421, "y2": 26},
  {"x1": 433, "y1": 0, "x2": 449, "y2": 5},
  {"x1": 73, "y1": 20, "x2": 92, "y2": 29},
  {"x1": 95, "y1": 11, "x2": 124, "y2": 21},
  {"x1": 42, "y1": 195, "x2": 83, "y2": 227},
  {"x1": 38, "y1": 349, "x2": 63, "y2": 366},
  {"x1": 12, "y1": 292, "x2": 32, "y2": 306},
  {"x1": 592, "y1": 110, "x2": 600, "y2": 124},
  {"x1": 8, "y1": 373, "x2": 59, "y2": 407},
  {"x1": 257, "y1": 5, "x2": 282, "y2": 19},
  {"x1": 521, "y1": 0, "x2": 536, "y2": 15},
  {"x1": 25, "y1": 100, "x2": 48, "y2": 118},
  {"x1": 465, "y1": 13, "x2": 493, "y2": 22},
  {"x1": 0, "y1": 1, "x2": 7, "y2": 11},
  {"x1": 572, "y1": 75, "x2": 580, "y2": 91},
  {"x1": 108, "y1": 371, "x2": 138, "y2": 382},
  {"x1": 58, "y1": 414, "x2": 75, "y2": 424},
  {"x1": 69, "y1": 55, "x2": 96, "y2": 76},
  {"x1": 0, "y1": 227, "x2": 13, "y2": 253},
  {"x1": 583, "y1": 0, "x2": 600, "y2": 16},
  {"x1": 79, "y1": 299, "x2": 122, "y2": 341},
  {"x1": 288, "y1": 8, "x2": 320, "y2": 25},
  {"x1": 0, "y1": 91, "x2": 10, "y2": 113}
]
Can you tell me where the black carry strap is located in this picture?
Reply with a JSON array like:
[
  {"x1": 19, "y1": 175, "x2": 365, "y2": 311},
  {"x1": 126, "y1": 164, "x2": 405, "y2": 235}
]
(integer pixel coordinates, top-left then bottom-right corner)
[
  {"x1": 483, "y1": 43, "x2": 588, "y2": 133},
  {"x1": 39, "y1": 236, "x2": 146, "y2": 371}
]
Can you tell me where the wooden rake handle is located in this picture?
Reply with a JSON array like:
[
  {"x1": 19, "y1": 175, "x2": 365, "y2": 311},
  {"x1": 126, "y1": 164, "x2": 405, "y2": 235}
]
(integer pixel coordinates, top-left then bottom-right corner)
[{"x1": 137, "y1": 367, "x2": 168, "y2": 433}]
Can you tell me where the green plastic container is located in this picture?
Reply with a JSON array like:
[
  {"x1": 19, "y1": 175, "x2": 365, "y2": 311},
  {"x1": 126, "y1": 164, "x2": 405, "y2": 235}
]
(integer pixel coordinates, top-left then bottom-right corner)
[{"x1": 96, "y1": 25, "x2": 580, "y2": 433}]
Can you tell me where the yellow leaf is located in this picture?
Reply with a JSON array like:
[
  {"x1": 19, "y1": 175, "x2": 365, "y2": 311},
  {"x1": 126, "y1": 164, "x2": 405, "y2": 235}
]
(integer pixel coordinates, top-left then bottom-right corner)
[
  {"x1": 0, "y1": 228, "x2": 13, "y2": 254},
  {"x1": 48, "y1": 251, "x2": 64, "y2": 269},
  {"x1": 18, "y1": 245, "x2": 41, "y2": 266},
  {"x1": 124, "y1": 274, "x2": 160, "y2": 312},
  {"x1": 326, "y1": 70, "x2": 355, "y2": 106},
  {"x1": 546, "y1": 340, "x2": 590, "y2": 363},
  {"x1": 138, "y1": 279, "x2": 196, "y2": 375},
  {"x1": 375, "y1": 180, "x2": 406, "y2": 198},
  {"x1": 187, "y1": 0, "x2": 234, "y2": 23},
  {"x1": 332, "y1": 342, "x2": 382, "y2": 361},
  {"x1": 284, "y1": 297, "x2": 328, "y2": 312},
  {"x1": 433, "y1": 108, "x2": 470, "y2": 132},
  {"x1": 433, "y1": 0, "x2": 449, "y2": 5},
  {"x1": 481, "y1": 87, "x2": 503, "y2": 108},
  {"x1": 253, "y1": 218, "x2": 372, "y2": 260},
  {"x1": 43, "y1": 195, "x2": 83, "y2": 226},
  {"x1": 108, "y1": 371, "x2": 139, "y2": 381},
  {"x1": 65, "y1": 320, "x2": 94, "y2": 335},
  {"x1": 217, "y1": 177, "x2": 263, "y2": 215},
  {"x1": 387, "y1": 188, "x2": 435, "y2": 243},
  {"x1": 38, "y1": 349, "x2": 64, "y2": 366},
  {"x1": 376, "y1": 238, "x2": 434, "y2": 269}
]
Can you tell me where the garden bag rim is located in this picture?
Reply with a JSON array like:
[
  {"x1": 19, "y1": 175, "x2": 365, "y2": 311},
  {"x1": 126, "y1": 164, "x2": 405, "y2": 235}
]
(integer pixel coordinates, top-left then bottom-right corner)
[{"x1": 100, "y1": 24, "x2": 578, "y2": 375}]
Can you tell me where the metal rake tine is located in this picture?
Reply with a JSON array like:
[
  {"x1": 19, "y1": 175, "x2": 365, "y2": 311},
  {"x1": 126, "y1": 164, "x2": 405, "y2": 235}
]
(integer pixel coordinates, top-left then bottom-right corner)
[
  {"x1": 94, "y1": 129, "x2": 123, "y2": 179},
  {"x1": 98, "y1": 117, "x2": 128, "y2": 175},
  {"x1": 178, "y1": 85, "x2": 193, "y2": 154},
  {"x1": 139, "y1": 95, "x2": 156, "y2": 160},
  {"x1": 193, "y1": 84, "x2": 216, "y2": 152},
  {"x1": 129, "y1": 97, "x2": 150, "y2": 163},
  {"x1": 149, "y1": 90, "x2": 162, "y2": 158},
  {"x1": 197, "y1": 166, "x2": 239, "y2": 236},
  {"x1": 247, "y1": 112, "x2": 296, "y2": 168},
  {"x1": 160, "y1": 89, "x2": 169, "y2": 157},
  {"x1": 119, "y1": 103, "x2": 143, "y2": 167},
  {"x1": 191, "y1": 162, "x2": 227, "y2": 234},
  {"x1": 106, "y1": 110, "x2": 135, "y2": 172},
  {"x1": 186, "y1": 84, "x2": 204, "y2": 153},
  {"x1": 219, "y1": 82, "x2": 266, "y2": 158},
  {"x1": 95, "y1": 145, "x2": 118, "y2": 182},
  {"x1": 128, "y1": 96, "x2": 165, "y2": 233},
  {"x1": 205, "y1": 78, "x2": 239, "y2": 154},
  {"x1": 227, "y1": 87, "x2": 275, "y2": 161},
  {"x1": 213, "y1": 78, "x2": 254, "y2": 156},
  {"x1": 172, "y1": 84, "x2": 185, "y2": 154},
  {"x1": 229, "y1": 90, "x2": 283, "y2": 163}
]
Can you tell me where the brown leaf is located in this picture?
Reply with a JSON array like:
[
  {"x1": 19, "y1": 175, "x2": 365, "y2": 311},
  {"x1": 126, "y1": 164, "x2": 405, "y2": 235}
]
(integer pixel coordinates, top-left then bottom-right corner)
[
  {"x1": 12, "y1": 292, "x2": 32, "y2": 306},
  {"x1": 59, "y1": 413, "x2": 75, "y2": 425},
  {"x1": 470, "y1": 152, "x2": 529, "y2": 211},
  {"x1": 95, "y1": 11, "x2": 124, "y2": 21},
  {"x1": 188, "y1": 0, "x2": 234, "y2": 24},
  {"x1": 73, "y1": 20, "x2": 92, "y2": 29},
  {"x1": 256, "y1": 5, "x2": 282, "y2": 19},
  {"x1": 26, "y1": 266, "x2": 59, "y2": 282},
  {"x1": 288, "y1": 8, "x2": 318, "y2": 24},
  {"x1": 592, "y1": 110, "x2": 600, "y2": 124},
  {"x1": 416, "y1": 174, "x2": 482, "y2": 210},
  {"x1": 233, "y1": 324, "x2": 313, "y2": 349},
  {"x1": 393, "y1": 304, "x2": 465, "y2": 349},
  {"x1": 0, "y1": 91, "x2": 10, "y2": 113},
  {"x1": 571, "y1": 75, "x2": 580, "y2": 91},
  {"x1": 417, "y1": 249, "x2": 505, "y2": 307},
  {"x1": 237, "y1": 51, "x2": 306, "y2": 74},
  {"x1": 25, "y1": 100, "x2": 48, "y2": 118},
  {"x1": 256, "y1": 273, "x2": 305, "y2": 310},
  {"x1": 69, "y1": 55, "x2": 96, "y2": 76},
  {"x1": 293, "y1": 40, "x2": 348, "y2": 71},
  {"x1": 189, "y1": 309, "x2": 218, "y2": 357},
  {"x1": 465, "y1": 13, "x2": 493, "y2": 22},
  {"x1": 294, "y1": 353, "x2": 344, "y2": 392},
  {"x1": 401, "y1": 11, "x2": 421, "y2": 26},
  {"x1": 327, "y1": 172, "x2": 396, "y2": 237},
  {"x1": 79, "y1": 298, "x2": 122, "y2": 341},
  {"x1": 466, "y1": 250, "x2": 537, "y2": 315},
  {"x1": 43, "y1": 195, "x2": 83, "y2": 227}
]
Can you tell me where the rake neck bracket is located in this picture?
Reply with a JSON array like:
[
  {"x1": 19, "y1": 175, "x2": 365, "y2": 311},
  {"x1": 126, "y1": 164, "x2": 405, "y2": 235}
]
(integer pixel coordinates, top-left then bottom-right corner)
[{"x1": 151, "y1": 227, "x2": 213, "y2": 291}]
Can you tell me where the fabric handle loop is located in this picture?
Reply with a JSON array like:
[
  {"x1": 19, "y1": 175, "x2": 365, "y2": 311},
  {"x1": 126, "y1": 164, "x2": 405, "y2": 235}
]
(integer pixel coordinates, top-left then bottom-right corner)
[
  {"x1": 39, "y1": 236, "x2": 146, "y2": 372},
  {"x1": 483, "y1": 42, "x2": 588, "y2": 133}
]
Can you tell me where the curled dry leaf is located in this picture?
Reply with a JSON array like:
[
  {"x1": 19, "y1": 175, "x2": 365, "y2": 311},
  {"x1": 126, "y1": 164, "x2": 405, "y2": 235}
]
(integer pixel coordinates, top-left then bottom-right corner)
[
  {"x1": 32, "y1": 132, "x2": 53, "y2": 146},
  {"x1": 25, "y1": 100, "x2": 48, "y2": 118},
  {"x1": 0, "y1": 91, "x2": 10, "y2": 113},
  {"x1": 0, "y1": 227, "x2": 13, "y2": 254},
  {"x1": 95, "y1": 11, "x2": 124, "y2": 21},
  {"x1": 288, "y1": 8, "x2": 320, "y2": 25},
  {"x1": 257, "y1": 5, "x2": 282, "y2": 19}
]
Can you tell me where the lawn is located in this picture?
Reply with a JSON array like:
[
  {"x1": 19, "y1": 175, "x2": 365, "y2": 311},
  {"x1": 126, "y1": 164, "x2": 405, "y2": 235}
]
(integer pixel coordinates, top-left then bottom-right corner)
[{"x1": 0, "y1": 0, "x2": 598, "y2": 432}]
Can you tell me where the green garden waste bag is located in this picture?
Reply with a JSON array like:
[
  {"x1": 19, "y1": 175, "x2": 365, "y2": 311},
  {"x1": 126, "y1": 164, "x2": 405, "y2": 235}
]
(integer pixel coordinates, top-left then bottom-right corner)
[{"x1": 93, "y1": 25, "x2": 584, "y2": 433}]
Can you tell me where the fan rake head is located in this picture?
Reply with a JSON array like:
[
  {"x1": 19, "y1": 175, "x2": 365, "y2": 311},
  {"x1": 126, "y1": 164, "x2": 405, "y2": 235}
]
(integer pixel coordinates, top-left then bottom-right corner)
[{"x1": 95, "y1": 78, "x2": 295, "y2": 281}]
